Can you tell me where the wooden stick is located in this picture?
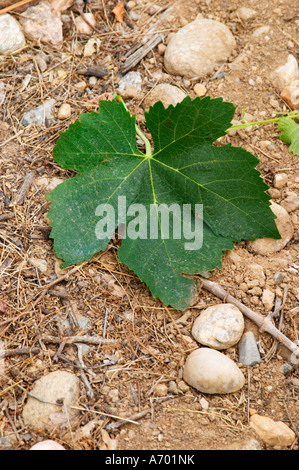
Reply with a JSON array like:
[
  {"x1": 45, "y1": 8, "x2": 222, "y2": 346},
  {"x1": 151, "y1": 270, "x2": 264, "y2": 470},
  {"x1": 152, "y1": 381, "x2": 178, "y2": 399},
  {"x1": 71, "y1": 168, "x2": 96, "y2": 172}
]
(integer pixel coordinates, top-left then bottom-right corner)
[
  {"x1": 0, "y1": 0, "x2": 36, "y2": 16},
  {"x1": 200, "y1": 278, "x2": 299, "y2": 359}
]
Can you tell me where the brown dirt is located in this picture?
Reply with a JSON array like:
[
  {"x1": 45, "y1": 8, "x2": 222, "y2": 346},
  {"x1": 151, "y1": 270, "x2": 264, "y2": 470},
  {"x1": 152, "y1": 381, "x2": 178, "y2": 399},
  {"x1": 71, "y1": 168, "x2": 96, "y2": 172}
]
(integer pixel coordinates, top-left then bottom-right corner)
[{"x1": 0, "y1": 0, "x2": 298, "y2": 451}]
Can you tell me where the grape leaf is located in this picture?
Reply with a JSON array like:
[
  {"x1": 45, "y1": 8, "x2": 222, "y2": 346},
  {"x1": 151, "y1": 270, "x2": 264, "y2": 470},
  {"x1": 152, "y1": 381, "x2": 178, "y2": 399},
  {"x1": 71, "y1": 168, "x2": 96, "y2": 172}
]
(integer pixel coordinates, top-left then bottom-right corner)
[
  {"x1": 278, "y1": 117, "x2": 299, "y2": 156},
  {"x1": 47, "y1": 96, "x2": 280, "y2": 310}
]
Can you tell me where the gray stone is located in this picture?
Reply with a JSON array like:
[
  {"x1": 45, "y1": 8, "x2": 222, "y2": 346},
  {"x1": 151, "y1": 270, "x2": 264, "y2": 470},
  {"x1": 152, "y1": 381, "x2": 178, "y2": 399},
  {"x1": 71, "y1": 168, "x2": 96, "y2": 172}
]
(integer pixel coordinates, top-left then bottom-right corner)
[
  {"x1": 22, "y1": 99, "x2": 56, "y2": 126},
  {"x1": 238, "y1": 331, "x2": 261, "y2": 366},
  {"x1": 274, "y1": 272, "x2": 285, "y2": 284},
  {"x1": 22, "y1": 370, "x2": 80, "y2": 431},
  {"x1": 164, "y1": 19, "x2": 236, "y2": 78},
  {"x1": 118, "y1": 71, "x2": 142, "y2": 99},
  {"x1": 280, "y1": 363, "x2": 293, "y2": 375},
  {"x1": 183, "y1": 348, "x2": 245, "y2": 394},
  {"x1": 191, "y1": 303, "x2": 244, "y2": 350},
  {"x1": 0, "y1": 14, "x2": 26, "y2": 55}
]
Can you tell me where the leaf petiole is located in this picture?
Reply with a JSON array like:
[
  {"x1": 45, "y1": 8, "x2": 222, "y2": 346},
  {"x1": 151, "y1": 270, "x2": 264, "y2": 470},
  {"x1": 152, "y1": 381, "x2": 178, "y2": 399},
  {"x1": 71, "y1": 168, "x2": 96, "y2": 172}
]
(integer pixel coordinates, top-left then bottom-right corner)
[
  {"x1": 114, "y1": 94, "x2": 152, "y2": 157},
  {"x1": 226, "y1": 112, "x2": 299, "y2": 132},
  {"x1": 135, "y1": 125, "x2": 152, "y2": 157}
]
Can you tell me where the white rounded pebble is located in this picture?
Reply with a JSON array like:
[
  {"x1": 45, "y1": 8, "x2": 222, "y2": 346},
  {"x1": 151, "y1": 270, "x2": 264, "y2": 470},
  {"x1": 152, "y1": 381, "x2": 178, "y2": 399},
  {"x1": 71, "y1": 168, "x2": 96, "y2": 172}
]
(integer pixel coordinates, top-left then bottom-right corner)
[
  {"x1": 183, "y1": 348, "x2": 245, "y2": 394},
  {"x1": 236, "y1": 7, "x2": 257, "y2": 21},
  {"x1": 194, "y1": 83, "x2": 207, "y2": 97},
  {"x1": 192, "y1": 303, "x2": 244, "y2": 350},
  {"x1": 30, "y1": 440, "x2": 65, "y2": 450},
  {"x1": 57, "y1": 103, "x2": 72, "y2": 120},
  {"x1": 274, "y1": 173, "x2": 288, "y2": 189},
  {"x1": 164, "y1": 19, "x2": 236, "y2": 78}
]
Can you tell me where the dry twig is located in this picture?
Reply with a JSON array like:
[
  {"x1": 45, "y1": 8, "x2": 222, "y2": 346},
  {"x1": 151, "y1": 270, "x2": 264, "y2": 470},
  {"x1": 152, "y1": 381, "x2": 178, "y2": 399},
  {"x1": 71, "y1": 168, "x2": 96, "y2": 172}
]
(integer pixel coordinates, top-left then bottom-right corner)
[{"x1": 200, "y1": 278, "x2": 299, "y2": 358}]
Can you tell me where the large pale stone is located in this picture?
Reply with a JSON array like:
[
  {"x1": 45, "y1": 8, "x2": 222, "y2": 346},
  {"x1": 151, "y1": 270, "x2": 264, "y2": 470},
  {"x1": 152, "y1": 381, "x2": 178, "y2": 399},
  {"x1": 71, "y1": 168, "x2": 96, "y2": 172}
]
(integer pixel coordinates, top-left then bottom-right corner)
[
  {"x1": 183, "y1": 348, "x2": 245, "y2": 394},
  {"x1": 247, "y1": 202, "x2": 294, "y2": 255},
  {"x1": 250, "y1": 414, "x2": 296, "y2": 447},
  {"x1": 270, "y1": 54, "x2": 299, "y2": 90},
  {"x1": 164, "y1": 19, "x2": 236, "y2": 78},
  {"x1": 20, "y1": 1, "x2": 63, "y2": 45},
  {"x1": 22, "y1": 371, "x2": 80, "y2": 431},
  {"x1": 191, "y1": 303, "x2": 244, "y2": 350},
  {"x1": 0, "y1": 14, "x2": 26, "y2": 55}
]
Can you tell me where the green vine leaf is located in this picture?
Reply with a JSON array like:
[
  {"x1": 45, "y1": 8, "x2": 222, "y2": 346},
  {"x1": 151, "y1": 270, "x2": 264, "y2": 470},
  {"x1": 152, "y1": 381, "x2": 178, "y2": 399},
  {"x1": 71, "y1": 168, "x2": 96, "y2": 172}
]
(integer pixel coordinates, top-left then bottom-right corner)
[
  {"x1": 47, "y1": 96, "x2": 280, "y2": 310},
  {"x1": 278, "y1": 116, "x2": 299, "y2": 156}
]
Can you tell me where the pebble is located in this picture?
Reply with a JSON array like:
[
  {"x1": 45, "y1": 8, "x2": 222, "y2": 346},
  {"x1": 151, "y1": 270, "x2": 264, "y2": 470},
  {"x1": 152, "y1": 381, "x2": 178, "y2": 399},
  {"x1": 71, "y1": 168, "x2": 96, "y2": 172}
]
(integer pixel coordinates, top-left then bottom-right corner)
[
  {"x1": 252, "y1": 25, "x2": 270, "y2": 38},
  {"x1": 35, "y1": 176, "x2": 64, "y2": 191},
  {"x1": 250, "y1": 414, "x2": 296, "y2": 447},
  {"x1": 281, "y1": 192, "x2": 299, "y2": 212},
  {"x1": 199, "y1": 396, "x2": 209, "y2": 410},
  {"x1": 0, "y1": 435, "x2": 17, "y2": 450},
  {"x1": 74, "y1": 81, "x2": 87, "y2": 92},
  {"x1": 191, "y1": 303, "x2": 244, "y2": 350},
  {"x1": 194, "y1": 83, "x2": 207, "y2": 97},
  {"x1": 75, "y1": 13, "x2": 96, "y2": 35},
  {"x1": 235, "y1": 7, "x2": 257, "y2": 21},
  {"x1": 246, "y1": 263, "x2": 266, "y2": 287},
  {"x1": 157, "y1": 43, "x2": 166, "y2": 56},
  {"x1": 238, "y1": 331, "x2": 261, "y2": 366},
  {"x1": 28, "y1": 258, "x2": 48, "y2": 274},
  {"x1": 247, "y1": 202, "x2": 294, "y2": 255},
  {"x1": 274, "y1": 272, "x2": 285, "y2": 284},
  {"x1": 0, "y1": 14, "x2": 26, "y2": 55},
  {"x1": 142, "y1": 83, "x2": 186, "y2": 111},
  {"x1": 30, "y1": 440, "x2": 65, "y2": 450},
  {"x1": 262, "y1": 288, "x2": 275, "y2": 312},
  {"x1": 268, "y1": 188, "x2": 281, "y2": 199},
  {"x1": 153, "y1": 383, "x2": 168, "y2": 397},
  {"x1": 20, "y1": 1, "x2": 63, "y2": 45},
  {"x1": 57, "y1": 103, "x2": 72, "y2": 120},
  {"x1": 274, "y1": 172, "x2": 288, "y2": 189},
  {"x1": 280, "y1": 80, "x2": 299, "y2": 109},
  {"x1": 164, "y1": 19, "x2": 236, "y2": 78},
  {"x1": 270, "y1": 54, "x2": 299, "y2": 90},
  {"x1": 0, "y1": 81, "x2": 5, "y2": 106},
  {"x1": 177, "y1": 380, "x2": 190, "y2": 393},
  {"x1": 50, "y1": 0, "x2": 74, "y2": 13},
  {"x1": 22, "y1": 371, "x2": 80, "y2": 431},
  {"x1": 83, "y1": 38, "x2": 100, "y2": 57},
  {"x1": 224, "y1": 438, "x2": 263, "y2": 451},
  {"x1": 35, "y1": 53, "x2": 48, "y2": 72},
  {"x1": 183, "y1": 348, "x2": 245, "y2": 394},
  {"x1": 168, "y1": 380, "x2": 178, "y2": 395},
  {"x1": 22, "y1": 99, "x2": 56, "y2": 127},
  {"x1": 280, "y1": 362, "x2": 293, "y2": 376},
  {"x1": 118, "y1": 71, "x2": 142, "y2": 99},
  {"x1": 89, "y1": 76, "x2": 98, "y2": 87}
]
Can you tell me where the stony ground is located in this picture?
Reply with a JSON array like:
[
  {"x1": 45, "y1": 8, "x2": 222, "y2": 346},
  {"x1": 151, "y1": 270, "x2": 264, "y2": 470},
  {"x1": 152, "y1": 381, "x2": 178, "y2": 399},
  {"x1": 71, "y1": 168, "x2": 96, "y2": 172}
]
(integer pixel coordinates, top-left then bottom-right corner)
[{"x1": 0, "y1": 0, "x2": 298, "y2": 451}]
